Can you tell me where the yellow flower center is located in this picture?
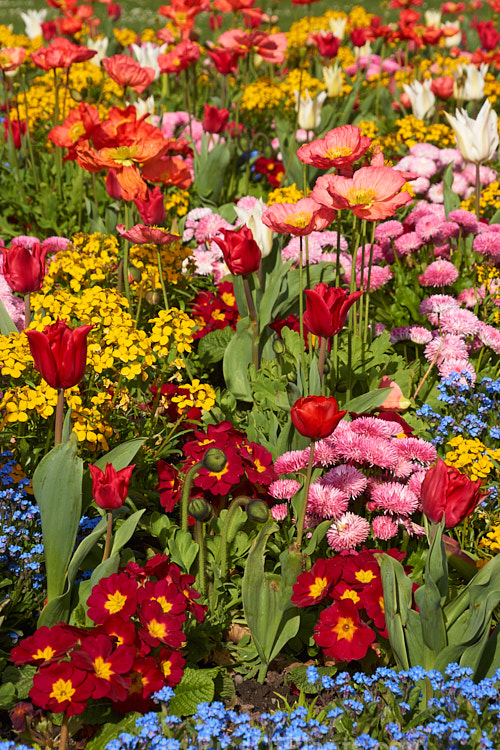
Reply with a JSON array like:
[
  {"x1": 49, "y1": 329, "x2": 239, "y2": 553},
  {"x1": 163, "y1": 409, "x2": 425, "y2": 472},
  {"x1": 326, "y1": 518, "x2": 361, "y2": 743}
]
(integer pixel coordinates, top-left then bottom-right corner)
[
  {"x1": 309, "y1": 576, "x2": 329, "y2": 599},
  {"x1": 345, "y1": 187, "x2": 377, "y2": 207},
  {"x1": 253, "y1": 459, "x2": 266, "y2": 473},
  {"x1": 332, "y1": 616, "x2": 356, "y2": 641},
  {"x1": 155, "y1": 596, "x2": 173, "y2": 613},
  {"x1": 221, "y1": 292, "x2": 235, "y2": 306},
  {"x1": 33, "y1": 646, "x2": 56, "y2": 661},
  {"x1": 325, "y1": 146, "x2": 353, "y2": 159},
  {"x1": 209, "y1": 466, "x2": 229, "y2": 480},
  {"x1": 162, "y1": 660, "x2": 172, "y2": 677},
  {"x1": 107, "y1": 145, "x2": 138, "y2": 166},
  {"x1": 69, "y1": 121, "x2": 86, "y2": 142},
  {"x1": 104, "y1": 590, "x2": 128, "y2": 614},
  {"x1": 93, "y1": 656, "x2": 113, "y2": 680},
  {"x1": 50, "y1": 678, "x2": 75, "y2": 703},
  {"x1": 340, "y1": 589, "x2": 361, "y2": 604},
  {"x1": 285, "y1": 211, "x2": 312, "y2": 228},
  {"x1": 148, "y1": 619, "x2": 167, "y2": 639},
  {"x1": 355, "y1": 569, "x2": 376, "y2": 584}
]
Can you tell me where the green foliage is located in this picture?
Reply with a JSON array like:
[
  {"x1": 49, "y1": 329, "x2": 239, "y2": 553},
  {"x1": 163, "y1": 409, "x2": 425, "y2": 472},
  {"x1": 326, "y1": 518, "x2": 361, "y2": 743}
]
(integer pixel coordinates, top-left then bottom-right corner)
[{"x1": 169, "y1": 667, "x2": 219, "y2": 716}]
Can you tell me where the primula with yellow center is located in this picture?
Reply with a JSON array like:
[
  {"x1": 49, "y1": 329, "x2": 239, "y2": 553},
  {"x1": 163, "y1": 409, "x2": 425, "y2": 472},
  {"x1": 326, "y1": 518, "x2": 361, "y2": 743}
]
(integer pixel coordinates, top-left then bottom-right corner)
[
  {"x1": 339, "y1": 589, "x2": 361, "y2": 604},
  {"x1": 33, "y1": 646, "x2": 56, "y2": 661},
  {"x1": 155, "y1": 597, "x2": 173, "y2": 614},
  {"x1": 309, "y1": 577, "x2": 329, "y2": 599},
  {"x1": 50, "y1": 679, "x2": 75, "y2": 703},
  {"x1": 104, "y1": 591, "x2": 128, "y2": 615},
  {"x1": 93, "y1": 657, "x2": 114, "y2": 681},
  {"x1": 148, "y1": 619, "x2": 167, "y2": 639},
  {"x1": 332, "y1": 616, "x2": 356, "y2": 641},
  {"x1": 355, "y1": 569, "x2": 376, "y2": 584}
]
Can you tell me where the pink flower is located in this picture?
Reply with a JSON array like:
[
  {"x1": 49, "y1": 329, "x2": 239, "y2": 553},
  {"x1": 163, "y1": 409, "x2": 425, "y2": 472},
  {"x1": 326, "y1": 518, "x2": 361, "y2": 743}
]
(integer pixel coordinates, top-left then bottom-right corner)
[
  {"x1": 296, "y1": 124, "x2": 371, "y2": 170},
  {"x1": 374, "y1": 220, "x2": 404, "y2": 241},
  {"x1": 419, "y1": 294, "x2": 459, "y2": 325},
  {"x1": 262, "y1": 198, "x2": 336, "y2": 236},
  {"x1": 438, "y1": 358, "x2": 476, "y2": 385},
  {"x1": 390, "y1": 326, "x2": 412, "y2": 344},
  {"x1": 424, "y1": 334, "x2": 469, "y2": 364},
  {"x1": 440, "y1": 308, "x2": 480, "y2": 336},
  {"x1": 473, "y1": 232, "x2": 500, "y2": 260},
  {"x1": 307, "y1": 482, "x2": 349, "y2": 519},
  {"x1": 409, "y1": 326, "x2": 433, "y2": 344},
  {"x1": 268, "y1": 479, "x2": 301, "y2": 500},
  {"x1": 274, "y1": 449, "x2": 311, "y2": 474},
  {"x1": 395, "y1": 437, "x2": 437, "y2": 466},
  {"x1": 313, "y1": 439, "x2": 339, "y2": 466},
  {"x1": 322, "y1": 464, "x2": 368, "y2": 498},
  {"x1": 371, "y1": 515, "x2": 398, "y2": 540},
  {"x1": 394, "y1": 232, "x2": 424, "y2": 256},
  {"x1": 312, "y1": 166, "x2": 412, "y2": 221},
  {"x1": 396, "y1": 154, "x2": 437, "y2": 179},
  {"x1": 408, "y1": 470, "x2": 426, "y2": 499},
  {"x1": 326, "y1": 513, "x2": 370, "y2": 552},
  {"x1": 478, "y1": 322, "x2": 500, "y2": 354},
  {"x1": 369, "y1": 482, "x2": 419, "y2": 516},
  {"x1": 457, "y1": 287, "x2": 485, "y2": 308},
  {"x1": 419, "y1": 259, "x2": 459, "y2": 287},
  {"x1": 271, "y1": 503, "x2": 289, "y2": 521},
  {"x1": 356, "y1": 265, "x2": 393, "y2": 291},
  {"x1": 350, "y1": 416, "x2": 401, "y2": 438}
]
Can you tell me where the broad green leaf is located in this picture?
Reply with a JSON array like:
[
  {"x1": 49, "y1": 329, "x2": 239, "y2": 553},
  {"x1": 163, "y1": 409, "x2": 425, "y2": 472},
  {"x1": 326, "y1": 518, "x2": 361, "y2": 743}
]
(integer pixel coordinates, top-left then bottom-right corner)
[
  {"x1": 110, "y1": 510, "x2": 145, "y2": 557},
  {"x1": 198, "y1": 326, "x2": 235, "y2": 364},
  {"x1": 0, "y1": 298, "x2": 18, "y2": 335},
  {"x1": 85, "y1": 713, "x2": 141, "y2": 749},
  {"x1": 223, "y1": 323, "x2": 254, "y2": 401},
  {"x1": 169, "y1": 667, "x2": 217, "y2": 716},
  {"x1": 344, "y1": 388, "x2": 392, "y2": 414},
  {"x1": 442, "y1": 162, "x2": 461, "y2": 217}
]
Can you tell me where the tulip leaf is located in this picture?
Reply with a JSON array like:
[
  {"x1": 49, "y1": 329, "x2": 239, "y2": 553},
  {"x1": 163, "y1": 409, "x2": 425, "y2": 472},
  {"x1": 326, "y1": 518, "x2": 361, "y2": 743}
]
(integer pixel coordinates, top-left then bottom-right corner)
[
  {"x1": 343, "y1": 388, "x2": 392, "y2": 414},
  {"x1": 222, "y1": 319, "x2": 253, "y2": 402},
  {"x1": 258, "y1": 259, "x2": 294, "y2": 332},
  {"x1": 443, "y1": 162, "x2": 461, "y2": 217},
  {"x1": 0, "y1": 297, "x2": 18, "y2": 336},
  {"x1": 33, "y1": 434, "x2": 83, "y2": 604},
  {"x1": 110, "y1": 509, "x2": 145, "y2": 558},
  {"x1": 377, "y1": 553, "x2": 412, "y2": 670}
]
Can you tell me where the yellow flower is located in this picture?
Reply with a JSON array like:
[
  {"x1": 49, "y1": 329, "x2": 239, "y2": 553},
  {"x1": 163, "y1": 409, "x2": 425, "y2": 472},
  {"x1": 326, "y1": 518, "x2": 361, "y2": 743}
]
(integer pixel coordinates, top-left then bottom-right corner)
[{"x1": 267, "y1": 184, "x2": 304, "y2": 205}]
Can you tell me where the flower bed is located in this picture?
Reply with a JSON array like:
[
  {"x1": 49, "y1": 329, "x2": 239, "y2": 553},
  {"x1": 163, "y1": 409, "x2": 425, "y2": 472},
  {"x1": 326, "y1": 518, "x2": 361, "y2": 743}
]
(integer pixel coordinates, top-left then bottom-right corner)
[{"x1": 0, "y1": 0, "x2": 500, "y2": 748}]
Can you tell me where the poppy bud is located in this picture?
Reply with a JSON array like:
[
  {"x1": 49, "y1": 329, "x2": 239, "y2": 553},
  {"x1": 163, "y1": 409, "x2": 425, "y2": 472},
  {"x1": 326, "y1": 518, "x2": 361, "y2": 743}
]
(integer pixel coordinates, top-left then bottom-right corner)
[
  {"x1": 203, "y1": 448, "x2": 227, "y2": 473},
  {"x1": 246, "y1": 500, "x2": 269, "y2": 523},
  {"x1": 145, "y1": 290, "x2": 161, "y2": 305},
  {"x1": 188, "y1": 497, "x2": 212, "y2": 521}
]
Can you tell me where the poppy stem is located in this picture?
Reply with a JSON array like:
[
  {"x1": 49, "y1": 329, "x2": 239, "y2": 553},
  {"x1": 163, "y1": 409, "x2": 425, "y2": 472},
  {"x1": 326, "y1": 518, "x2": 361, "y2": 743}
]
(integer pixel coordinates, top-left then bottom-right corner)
[
  {"x1": 296, "y1": 443, "x2": 315, "y2": 549},
  {"x1": 194, "y1": 519, "x2": 206, "y2": 596},
  {"x1": 363, "y1": 222, "x2": 376, "y2": 344},
  {"x1": 54, "y1": 389, "x2": 65, "y2": 446},
  {"x1": 58, "y1": 714, "x2": 69, "y2": 750},
  {"x1": 298, "y1": 236, "x2": 304, "y2": 346},
  {"x1": 102, "y1": 512, "x2": 113, "y2": 563}
]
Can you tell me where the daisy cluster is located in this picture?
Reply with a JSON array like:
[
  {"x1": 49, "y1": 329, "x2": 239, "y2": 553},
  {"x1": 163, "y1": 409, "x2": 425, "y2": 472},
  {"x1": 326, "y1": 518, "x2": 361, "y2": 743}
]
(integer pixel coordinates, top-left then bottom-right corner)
[{"x1": 270, "y1": 414, "x2": 436, "y2": 549}]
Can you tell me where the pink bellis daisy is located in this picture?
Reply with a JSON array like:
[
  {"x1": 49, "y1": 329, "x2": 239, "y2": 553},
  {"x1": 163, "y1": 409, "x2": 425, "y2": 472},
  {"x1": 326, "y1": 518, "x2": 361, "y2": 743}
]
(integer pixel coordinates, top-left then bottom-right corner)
[{"x1": 326, "y1": 513, "x2": 370, "y2": 552}]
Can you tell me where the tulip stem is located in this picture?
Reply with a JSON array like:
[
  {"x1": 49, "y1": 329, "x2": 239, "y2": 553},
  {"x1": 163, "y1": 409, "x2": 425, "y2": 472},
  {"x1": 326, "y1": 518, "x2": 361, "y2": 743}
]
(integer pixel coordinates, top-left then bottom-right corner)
[
  {"x1": 54, "y1": 389, "x2": 65, "y2": 446},
  {"x1": 24, "y1": 294, "x2": 31, "y2": 329},
  {"x1": 243, "y1": 276, "x2": 259, "y2": 371},
  {"x1": 296, "y1": 444, "x2": 315, "y2": 549},
  {"x1": 474, "y1": 162, "x2": 481, "y2": 219},
  {"x1": 102, "y1": 512, "x2": 113, "y2": 563},
  {"x1": 58, "y1": 715, "x2": 69, "y2": 750},
  {"x1": 318, "y1": 336, "x2": 327, "y2": 385}
]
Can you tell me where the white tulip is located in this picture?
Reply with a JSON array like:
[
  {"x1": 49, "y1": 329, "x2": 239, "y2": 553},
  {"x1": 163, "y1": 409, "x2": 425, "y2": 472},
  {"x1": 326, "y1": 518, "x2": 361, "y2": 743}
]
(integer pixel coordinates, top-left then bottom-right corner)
[
  {"x1": 234, "y1": 198, "x2": 274, "y2": 257},
  {"x1": 20, "y1": 9, "x2": 47, "y2": 39},
  {"x1": 132, "y1": 96, "x2": 156, "y2": 121},
  {"x1": 441, "y1": 21, "x2": 461, "y2": 47},
  {"x1": 453, "y1": 63, "x2": 488, "y2": 101},
  {"x1": 403, "y1": 79, "x2": 435, "y2": 120},
  {"x1": 131, "y1": 42, "x2": 167, "y2": 80},
  {"x1": 424, "y1": 10, "x2": 441, "y2": 27},
  {"x1": 355, "y1": 41, "x2": 372, "y2": 59},
  {"x1": 322, "y1": 63, "x2": 343, "y2": 98},
  {"x1": 86, "y1": 37, "x2": 109, "y2": 67},
  {"x1": 294, "y1": 89, "x2": 327, "y2": 131},
  {"x1": 444, "y1": 99, "x2": 499, "y2": 164},
  {"x1": 328, "y1": 17, "x2": 347, "y2": 40}
]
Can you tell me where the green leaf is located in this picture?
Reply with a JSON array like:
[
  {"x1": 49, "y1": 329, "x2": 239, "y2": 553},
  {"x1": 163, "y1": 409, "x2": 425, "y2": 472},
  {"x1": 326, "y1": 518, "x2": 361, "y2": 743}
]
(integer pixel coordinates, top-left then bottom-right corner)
[
  {"x1": 258, "y1": 259, "x2": 294, "y2": 332},
  {"x1": 442, "y1": 162, "x2": 461, "y2": 217},
  {"x1": 168, "y1": 529, "x2": 199, "y2": 574},
  {"x1": 0, "y1": 297, "x2": 18, "y2": 335},
  {"x1": 110, "y1": 510, "x2": 145, "y2": 557},
  {"x1": 344, "y1": 388, "x2": 392, "y2": 414},
  {"x1": 0, "y1": 682, "x2": 15, "y2": 709},
  {"x1": 198, "y1": 326, "x2": 235, "y2": 365},
  {"x1": 85, "y1": 713, "x2": 141, "y2": 749},
  {"x1": 303, "y1": 520, "x2": 331, "y2": 555},
  {"x1": 33, "y1": 435, "x2": 83, "y2": 602},
  {"x1": 223, "y1": 321, "x2": 253, "y2": 401},
  {"x1": 169, "y1": 667, "x2": 217, "y2": 716}
]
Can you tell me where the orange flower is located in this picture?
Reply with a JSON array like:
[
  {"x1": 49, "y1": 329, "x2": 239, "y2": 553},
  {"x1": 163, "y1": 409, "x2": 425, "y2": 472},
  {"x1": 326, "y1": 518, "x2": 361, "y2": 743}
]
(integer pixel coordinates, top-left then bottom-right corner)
[
  {"x1": 262, "y1": 197, "x2": 336, "y2": 236},
  {"x1": 158, "y1": 39, "x2": 200, "y2": 75},
  {"x1": 48, "y1": 102, "x2": 100, "y2": 160},
  {"x1": 0, "y1": 47, "x2": 26, "y2": 73},
  {"x1": 31, "y1": 37, "x2": 96, "y2": 70},
  {"x1": 312, "y1": 166, "x2": 412, "y2": 221},
  {"x1": 103, "y1": 55, "x2": 156, "y2": 93}
]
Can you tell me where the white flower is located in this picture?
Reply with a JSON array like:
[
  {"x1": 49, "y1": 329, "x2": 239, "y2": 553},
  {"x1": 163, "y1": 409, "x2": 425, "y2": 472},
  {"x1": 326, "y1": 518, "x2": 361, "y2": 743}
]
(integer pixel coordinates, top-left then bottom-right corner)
[
  {"x1": 403, "y1": 79, "x2": 435, "y2": 120},
  {"x1": 20, "y1": 9, "x2": 47, "y2": 39},
  {"x1": 453, "y1": 63, "x2": 488, "y2": 101},
  {"x1": 131, "y1": 42, "x2": 167, "y2": 80},
  {"x1": 424, "y1": 10, "x2": 441, "y2": 26},
  {"x1": 328, "y1": 17, "x2": 347, "y2": 40},
  {"x1": 131, "y1": 95, "x2": 155, "y2": 121},
  {"x1": 234, "y1": 198, "x2": 273, "y2": 258},
  {"x1": 444, "y1": 99, "x2": 499, "y2": 164},
  {"x1": 294, "y1": 89, "x2": 327, "y2": 131},
  {"x1": 441, "y1": 21, "x2": 461, "y2": 48},
  {"x1": 355, "y1": 41, "x2": 372, "y2": 59},
  {"x1": 322, "y1": 63, "x2": 343, "y2": 98},
  {"x1": 86, "y1": 37, "x2": 109, "y2": 67}
]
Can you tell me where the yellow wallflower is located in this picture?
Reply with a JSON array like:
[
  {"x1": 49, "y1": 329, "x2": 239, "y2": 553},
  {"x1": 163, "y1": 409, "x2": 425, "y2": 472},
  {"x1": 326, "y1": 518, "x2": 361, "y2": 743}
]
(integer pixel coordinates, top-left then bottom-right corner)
[
  {"x1": 445, "y1": 436, "x2": 500, "y2": 482},
  {"x1": 267, "y1": 184, "x2": 304, "y2": 205}
]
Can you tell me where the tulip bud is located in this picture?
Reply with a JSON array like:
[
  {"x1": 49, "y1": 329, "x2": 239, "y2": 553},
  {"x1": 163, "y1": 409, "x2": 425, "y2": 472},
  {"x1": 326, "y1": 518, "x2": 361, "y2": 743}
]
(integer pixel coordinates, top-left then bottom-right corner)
[
  {"x1": 188, "y1": 497, "x2": 212, "y2": 522},
  {"x1": 246, "y1": 500, "x2": 269, "y2": 523},
  {"x1": 89, "y1": 462, "x2": 135, "y2": 510},
  {"x1": 291, "y1": 395, "x2": 346, "y2": 441},
  {"x1": 203, "y1": 448, "x2": 227, "y2": 473}
]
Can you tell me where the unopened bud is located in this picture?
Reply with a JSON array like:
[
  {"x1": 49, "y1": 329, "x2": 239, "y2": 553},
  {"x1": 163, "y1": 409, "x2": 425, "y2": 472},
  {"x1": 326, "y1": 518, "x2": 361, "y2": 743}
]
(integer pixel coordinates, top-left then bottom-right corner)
[
  {"x1": 203, "y1": 448, "x2": 227, "y2": 473},
  {"x1": 145, "y1": 290, "x2": 160, "y2": 305},
  {"x1": 188, "y1": 497, "x2": 212, "y2": 522},
  {"x1": 246, "y1": 500, "x2": 269, "y2": 524},
  {"x1": 128, "y1": 264, "x2": 142, "y2": 282},
  {"x1": 273, "y1": 339, "x2": 286, "y2": 355},
  {"x1": 70, "y1": 88, "x2": 84, "y2": 102}
]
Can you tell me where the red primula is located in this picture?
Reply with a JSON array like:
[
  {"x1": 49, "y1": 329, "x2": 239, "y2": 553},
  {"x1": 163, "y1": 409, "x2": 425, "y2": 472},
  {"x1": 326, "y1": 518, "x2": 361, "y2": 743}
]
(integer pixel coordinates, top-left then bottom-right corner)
[
  {"x1": 158, "y1": 648, "x2": 185, "y2": 687},
  {"x1": 340, "y1": 551, "x2": 381, "y2": 590},
  {"x1": 314, "y1": 599, "x2": 376, "y2": 662},
  {"x1": 30, "y1": 662, "x2": 92, "y2": 716},
  {"x1": 330, "y1": 580, "x2": 364, "y2": 608},
  {"x1": 361, "y1": 581, "x2": 387, "y2": 635},
  {"x1": 71, "y1": 634, "x2": 135, "y2": 701},
  {"x1": 139, "y1": 600, "x2": 186, "y2": 650},
  {"x1": 87, "y1": 572, "x2": 139, "y2": 624},
  {"x1": 10, "y1": 626, "x2": 77, "y2": 666},
  {"x1": 138, "y1": 579, "x2": 188, "y2": 617},
  {"x1": 100, "y1": 615, "x2": 138, "y2": 649},
  {"x1": 156, "y1": 461, "x2": 183, "y2": 512},
  {"x1": 292, "y1": 558, "x2": 340, "y2": 606}
]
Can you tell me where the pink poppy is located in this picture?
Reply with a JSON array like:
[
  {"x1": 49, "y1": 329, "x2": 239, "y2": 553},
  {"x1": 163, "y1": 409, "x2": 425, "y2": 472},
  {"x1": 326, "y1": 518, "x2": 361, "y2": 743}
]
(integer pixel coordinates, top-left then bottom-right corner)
[
  {"x1": 297, "y1": 125, "x2": 371, "y2": 170},
  {"x1": 312, "y1": 166, "x2": 412, "y2": 221},
  {"x1": 262, "y1": 197, "x2": 336, "y2": 236},
  {"x1": 116, "y1": 224, "x2": 180, "y2": 244}
]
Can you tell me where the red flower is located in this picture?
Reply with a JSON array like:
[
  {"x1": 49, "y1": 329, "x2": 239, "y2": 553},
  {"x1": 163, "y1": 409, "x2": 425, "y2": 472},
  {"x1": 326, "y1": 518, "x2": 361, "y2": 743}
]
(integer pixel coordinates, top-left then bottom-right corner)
[
  {"x1": 303, "y1": 284, "x2": 363, "y2": 339},
  {"x1": 421, "y1": 459, "x2": 484, "y2": 528},
  {"x1": 314, "y1": 599, "x2": 376, "y2": 662},
  {"x1": 330, "y1": 580, "x2": 364, "y2": 608},
  {"x1": 115, "y1": 656, "x2": 165, "y2": 711},
  {"x1": 0, "y1": 47, "x2": 26, "y2": 73},
  {"x1": 262, "y1": 198, "x2": 336, "y2": 237},
  {"x1": 3, "y1": 119, "x2": 26, "y2": 149},
  {"x1": 253, "y1": 156, "x2": 284, "y2": 188},
  {"x1": 242, "y1": 443, "x2": 276, "y2": 485},
  {"x1": 158, "y1": 40, "x2": 200, "y2": 75},
  {"x1": 309, "y1": 32, "x2": 340, "y2": 58},
  {"x1": 350, "y1": 28, "x2": 368, "y2": 47},
  {"x1": 157, "y1": 461, "x2": 182, "y2": 512},
  {"x1": 475, "y1": 19, "x2": 500, "y2": 50},
  {"x1": 431, "y1": 76, "x2": 454, "y2": 99},
  {"x1": 212, "y1": 225, "x2": 261, "y2": 276},
  {"x1": 30, "y1": 662, "x2": 92, "y2": 716},
  {"x1": 138, "y1": 580, "x2": 188, "y2": 616},
  {"x1": 101, "y1": 615, "x2": 137, "y2": 648},
  {"x1": 25, "y1": 320, "x2": 92, "y2": 390},
  {"x1": 206, "y1": 46, "x2": 240, "y2": 74},
  {"x1": 103, "y1": 55, "x2": 155, "y2": 93},
  {"x1": 158, "y1": 648, "x2": 185, "y2": 687},
  {"x1": 31, "y1": 37, "x2": 96, "y2": 70},
  {"x1": 296, "y1": 125, "x2": 371, "y2": 171},
  {"x1": 71, "y1": 634, "x2": 135, "y2": 701},
  {"x1": 87, "y1": 572, "x2": 139, "y2": 624},
  {"x1": 10, "y1": 626, "x2": 77, "y2": 666},
  {"x1": 166, "y1": 565, "x2": 205, "y2": 622},
  {"x1": 134, "y1": 186, "x2": 166, "y2": 226},
  {"x1": 138, "y1": 600, "x2": 185, "y2": 650},
  {"x1": 2, "y1": 243, "x2": 49, "y2": 294},
  {"x1": 341, "y1": 550, "x2": 380, "y2": 589},
  {"x1": 202, "y1": 104, "x2": 229, "y2": 134},
  {"x1": 291, "y1": 396, "x2": 346, "y2": 441},
  {"x1": 89, "y1": 462, "x2": 135, "y2": 511},
  {"x1": 48, "y1": 102, "x2": 100, "y2": 161},
  {"x1": 116, "y1": 224, "x2": 179, "y2": 245},
  {"x1": 292, "y1": 558, "x2": 340, "y2": 606},
  {"x1": 194, "y1": 446, "x2": 245, "y2": 495},
  {"x1": 361, "y1": 581, "x2": 387, "y2": 635}
]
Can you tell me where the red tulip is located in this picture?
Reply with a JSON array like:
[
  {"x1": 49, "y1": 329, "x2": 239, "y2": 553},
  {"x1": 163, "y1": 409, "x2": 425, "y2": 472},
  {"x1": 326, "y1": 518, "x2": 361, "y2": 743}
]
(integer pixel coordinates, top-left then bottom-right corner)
[
  {"x1": 2, "y1": 243, "x2": 49, "y2": 294},
  {"x1": 26, "y1": 319, "x2": 93, "y2": 390},
  {"x1": 212, "y1": 226, "x2": 261, "y2": 276},
  {"x1": 202, "y1": 104, "x2": 229, "y2": 134},
  {"x1": 89, "y1": 462, "x2": 135, "y2": 510},
  {"x1": 421, "y1": 459, "x2": 484, "y2": 528},
  {"x1": 303, "y1": 284, "x2": 363, "y2": 339},
  {"x1": 309, "y1": 32, "x2": 340, "y2": 58},
  {"x1": 291, "y1": 396, "x2": 346, "y2": 440},
  {"x1": 206, "y1": 47, "x2": 240, "y2": 75},
  {"x1": 133, "y1": 186, "x2": 166, "y2": 225}
]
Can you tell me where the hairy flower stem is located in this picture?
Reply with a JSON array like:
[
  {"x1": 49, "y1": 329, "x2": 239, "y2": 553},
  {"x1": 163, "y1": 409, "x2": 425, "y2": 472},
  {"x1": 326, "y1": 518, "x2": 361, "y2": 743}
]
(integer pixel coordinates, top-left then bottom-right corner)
[
  {"x1": 58, "y1": 715, "x2": 69, "y2": 750},
  {"x1": 363, "y1": 222, "x2": 376, "y2": 344},
  {"x1": 475, "y1": 162, "x2": 481, "y2": 219},
  {"x1": 122, "y1": 202, "x2": 132, "y2": 312},
  {"x1": 54, "y1": 389, "x2": 65, "y2": 446},
  {"x1": 220, "y1": 496, "x2": 251, "y2": 580},
  {"x1": 102, "y1": 512, "x2": 113, "y2": 563},
  {"x1": 413, "y1": 339, "x2": 445, "y2": 400},
  {"x1": 296, "y1": 445, "x2": 315, "y2": 549},
  {"x1": 181, "y1": 461, "x2": 204, "y2": 532},
  {"x1": 194, "y1": 520, "x2": 206, "y2": 596}
]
